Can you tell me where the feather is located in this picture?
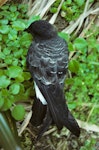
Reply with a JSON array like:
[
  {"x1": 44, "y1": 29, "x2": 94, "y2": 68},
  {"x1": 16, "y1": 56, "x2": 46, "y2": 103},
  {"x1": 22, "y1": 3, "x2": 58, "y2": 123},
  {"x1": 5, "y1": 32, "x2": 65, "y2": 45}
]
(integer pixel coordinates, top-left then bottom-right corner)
[
  {"x1": 30, "y1": 96, "x2": 47, "y2": 126},
  {"x1": 37, "y1": 107, "x2": 52, "y2": 140},
  {"x1": 34, "y1": 81, "x2": 47, "y2": 105}
]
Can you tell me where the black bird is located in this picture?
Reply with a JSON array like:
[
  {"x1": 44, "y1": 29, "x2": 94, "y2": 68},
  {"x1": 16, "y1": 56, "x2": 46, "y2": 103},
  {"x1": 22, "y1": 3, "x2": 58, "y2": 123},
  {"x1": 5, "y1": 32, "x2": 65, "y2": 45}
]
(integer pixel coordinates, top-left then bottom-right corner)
[{"x1": 26, "y1": 20, "x2": 80, "y2": 139}]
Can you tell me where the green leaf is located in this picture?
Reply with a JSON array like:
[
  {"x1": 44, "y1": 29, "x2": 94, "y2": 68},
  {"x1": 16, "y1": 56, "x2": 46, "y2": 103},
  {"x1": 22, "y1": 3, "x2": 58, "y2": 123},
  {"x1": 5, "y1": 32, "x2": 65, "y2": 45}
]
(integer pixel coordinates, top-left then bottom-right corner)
[
  {"x1": 65, "y1": 78, "x2": 74, "y2": 85},
  {"x1": 3, "y1": 48, "x2": 11, "y2": 55},
  {"x1": 26, "y1": 16, "x2": 40, "y2": 28},
  {"x1": 0, "y1": 25, "x2": 9, "y2": 34},
  {"x1": 0, "y1": 34, "x2": 2, "y2": 41},
  {"x1": 10, "y1": 83, "x2": 20, "y2": 95},
  {"x1": 0, "y1": 92, "x2": 4, "y2": 109},
  {"x1": 68, "y1": 42, "x2": 74, "y2": 51},
  {"x1": 13, "y1": 49, "x2": 23, "y2": 58},
  {"x1": 0, "y1": 19, "x2": 8, "y2": 25},
  {"x1": 21, "y1": 59, "x2": 26, "y2": 66},
  {"x1": 9, "y1": 5, "x2": 17, "y2": 12},
  {"x1": 8, "y1": 29, "x2": 17, "y2": 40},
  {"x1": 69, "y1": 60, "x2": 79, "y2": 73},
  {"x1": 1, "y1": 5, "x2": 9, "y2": 10},
  {"x1": 68, "y1": 103, "x2": 77, "y2": 109},
  {"x1": 0, "y1": 90, "x2": 15, "y2": 111},
  {"x1": 4, "y1": 56, "x2": 12, "y2": 65},
  {"x1": 11, "y1": 105, "x2": 25, "y2": 120},
  {"x1": 0, "y1": 52, "x2": 5, "y2": 59},
  {"x1": 15, "y1": 74, "x2": 24, "y2": 82},
  {"x1": 19, "y1": 32, "x2": 32, "y2": 46},
  {"x1": 50, "y1": 7, "x2": 57, "y2": 13},
  {"x1": 22, "y1": 72, "x2": 31, "y2": 80},
  {"x1": 1, "y1": 97, "x2": 13, "y2": 111},
  {"x1": 58, "y1": 32, "x2": 70, "y2": 41},
  {"x1": 0, "y1": 75, "x2": 11, "y2": 88},
  {"x1": 74, "y1": 0, "x2": 85, "y2": 7},
  {"x1": 7, "y1": 66, "x2": 22, "y2": 78},
  {"x1": 12, "y1": 59, "x2": 19, "y2": 66},
  {"x1": 74, "y1": 37, "x2": 88, "y2": 51},
  {"x1": 12, "y1": 20, "x2": 26, "y2": 31},
  {"x1": 0, "y1": 70, "x2": 4, "y2": 76},
  {"x1": 18, "y1": 4, "x2": 27, "y2": 13}
]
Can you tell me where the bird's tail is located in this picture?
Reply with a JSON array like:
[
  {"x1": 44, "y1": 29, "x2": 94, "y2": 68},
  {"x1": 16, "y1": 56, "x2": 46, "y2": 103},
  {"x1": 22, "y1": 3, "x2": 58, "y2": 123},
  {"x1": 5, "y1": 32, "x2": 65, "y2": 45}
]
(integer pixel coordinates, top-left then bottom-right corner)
[{"x1": 35, "y1": 81, "x2": 80, "y2": 138}]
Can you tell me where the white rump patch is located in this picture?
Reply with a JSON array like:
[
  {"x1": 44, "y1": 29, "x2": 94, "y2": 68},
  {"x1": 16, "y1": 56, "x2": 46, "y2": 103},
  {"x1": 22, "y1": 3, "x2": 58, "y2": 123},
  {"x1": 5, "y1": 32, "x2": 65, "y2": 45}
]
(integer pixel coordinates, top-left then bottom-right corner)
[{"x1": 34, "y1": 81, "x2": 47, "y2": 105}]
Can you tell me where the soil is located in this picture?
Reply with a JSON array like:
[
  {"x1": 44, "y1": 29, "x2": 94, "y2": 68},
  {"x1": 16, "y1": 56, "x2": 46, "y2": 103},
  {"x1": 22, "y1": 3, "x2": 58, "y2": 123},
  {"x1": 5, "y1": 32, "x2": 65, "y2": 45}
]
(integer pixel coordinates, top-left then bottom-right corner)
[{"x1": 21, "y1": 124, "x2": 99, "y2": 150}]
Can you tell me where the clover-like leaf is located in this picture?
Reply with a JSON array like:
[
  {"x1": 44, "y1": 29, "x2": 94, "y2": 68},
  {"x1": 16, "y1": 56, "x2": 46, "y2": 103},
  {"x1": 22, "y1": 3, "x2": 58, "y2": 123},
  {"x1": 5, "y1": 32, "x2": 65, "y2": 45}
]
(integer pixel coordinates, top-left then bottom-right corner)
[
  {"x1": 74, "y1": 37, "x2": 88, "y2": 51},
  {"x1": 0, "y1": 75, "x2": 11, "y2": 88},
  {"x1": 69, "y1": 60, "x2": 79, "y2": 73},
  {"x1": 10, "y1": 83, "x2": 20, "y2": 95},
  {"x1": 11, "y1": 105, "x2": 25, "y2": 120},
  {"x1": 58, "y1": 32, "x2": 70, "y2": 41},
  {"x1": 0, "y1": 25, "x2": 9, "y2": 34},
  {"x1": 12, "y1": 20, "x2": 26, "y2": 31},
  {"x1": 7, "y1": 66, "x2": 22, "y2": 78}
]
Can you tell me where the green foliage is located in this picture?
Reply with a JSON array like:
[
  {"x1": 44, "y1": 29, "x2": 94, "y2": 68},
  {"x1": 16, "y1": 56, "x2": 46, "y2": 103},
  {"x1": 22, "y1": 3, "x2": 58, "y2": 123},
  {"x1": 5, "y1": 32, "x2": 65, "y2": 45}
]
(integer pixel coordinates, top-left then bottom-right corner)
[
  {"x1": 50, "y1": 0, "x2": 94, "y2": 22},
  {"x1": 11, "y1": 105, "x2": 25, "y2": 120},
  {"x1": 61, "y1": 26, "x2": 99, "y2": 125},
  {"x1": 74, "y1": 37, "x2": 88, "y2": 51},
  {"x1": 58, "y1": 32, "x2": 70, "y2": 42},
  {"x1": 58, "y1": 26, "x2": 99, "y2": 126},
  {"x1": 68, "y1": 60, "x2": 79, "y2": 73},
  {"x1": 0, "y1": 3, "x2": 39, "y2": 120},
  {"x1": 80, "y1": 138, "x2": 96, "y2": 150},
  {"x1": 50, "y1": 0, "x2": 85, "y2": 21}
]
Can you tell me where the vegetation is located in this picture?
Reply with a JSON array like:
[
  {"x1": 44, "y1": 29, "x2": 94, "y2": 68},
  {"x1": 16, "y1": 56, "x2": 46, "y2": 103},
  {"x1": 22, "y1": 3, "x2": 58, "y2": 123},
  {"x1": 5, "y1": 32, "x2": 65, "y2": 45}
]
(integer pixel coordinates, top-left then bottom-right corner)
[
  {"x1": 0, "y1": 4, "x2": 39, "y2": 120},
  {"x1": 0, "y1": 1, "x2": 99, "y2": 150},
  {"x1": 50, "y1": 0, "x2": 86, "y2": 21}
]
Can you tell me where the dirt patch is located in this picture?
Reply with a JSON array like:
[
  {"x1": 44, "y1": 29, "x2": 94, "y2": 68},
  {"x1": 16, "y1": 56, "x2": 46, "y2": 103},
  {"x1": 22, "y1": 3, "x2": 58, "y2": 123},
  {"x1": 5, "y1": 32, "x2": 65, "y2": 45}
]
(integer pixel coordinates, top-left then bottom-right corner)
[{"x1": 21, "y1": 124, "x2": 99, "y2": 150}]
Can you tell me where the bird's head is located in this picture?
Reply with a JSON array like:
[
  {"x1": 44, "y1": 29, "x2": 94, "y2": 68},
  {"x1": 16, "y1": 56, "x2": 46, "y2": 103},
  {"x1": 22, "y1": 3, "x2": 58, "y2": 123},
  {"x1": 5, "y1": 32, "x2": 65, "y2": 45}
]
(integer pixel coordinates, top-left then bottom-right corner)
[{"x1": 27, "y1": 20, "x2": 57, "y2": 39}]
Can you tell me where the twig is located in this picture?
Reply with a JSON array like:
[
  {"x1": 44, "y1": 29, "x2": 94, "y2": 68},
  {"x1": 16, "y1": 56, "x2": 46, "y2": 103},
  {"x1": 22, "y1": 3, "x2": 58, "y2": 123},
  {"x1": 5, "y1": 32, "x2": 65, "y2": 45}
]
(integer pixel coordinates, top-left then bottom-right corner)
[
  {"x1": 75, "y1": 0, "x2": 90, "y2": 34},
  {"x1": 77, "y1": 119, "x2": 99, "y2": 133},
  {"x1": 40, "y1": 0, "x2": 56, "y2": 18},
  {"x1": 90, "y1": 8, "x2": 99, "y2": 14},
  {"x1": 28, "y1": 0, "x2": 56, "y2": 18},
  {"x1": 43, "y1": 127, "x2": 57, "y2": 136},
  {"x1": 86, "y1": 104, "x2": 96, "y2": 122},
  {"x1": 0, "y1": 0, "x2": 8, "y2": 6},
  {"x1": 18, "y1": 111, "x2": 32, "y2": 136},
  {"x1": 49, "y1": 0, "x2": 64, "y2": 24},
  {"x1": 63, "y1": 8, "x2": 93, "y2": 34},
  {"x1": 79, "y1": 15, "x2": 97, "y2": 37}
]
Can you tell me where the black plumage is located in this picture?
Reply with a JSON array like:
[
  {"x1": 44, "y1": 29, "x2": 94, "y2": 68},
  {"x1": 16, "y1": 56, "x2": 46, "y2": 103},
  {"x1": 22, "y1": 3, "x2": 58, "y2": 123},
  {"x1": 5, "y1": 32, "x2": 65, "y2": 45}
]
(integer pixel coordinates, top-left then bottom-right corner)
[{"x1": 26, "y1": 20, "x2": 80, "y2": 139}]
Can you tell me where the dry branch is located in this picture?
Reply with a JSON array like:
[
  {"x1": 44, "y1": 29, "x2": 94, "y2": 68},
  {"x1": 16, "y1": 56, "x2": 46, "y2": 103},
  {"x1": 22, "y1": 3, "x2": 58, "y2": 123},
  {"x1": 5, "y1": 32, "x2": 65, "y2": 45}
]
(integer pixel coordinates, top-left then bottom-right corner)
[
  {"x1": 0, "y1": 0, "x2": 8, "y2": 6},
  {"x1": 77, "y1": 119, "x2": 99, "y2": 133}
]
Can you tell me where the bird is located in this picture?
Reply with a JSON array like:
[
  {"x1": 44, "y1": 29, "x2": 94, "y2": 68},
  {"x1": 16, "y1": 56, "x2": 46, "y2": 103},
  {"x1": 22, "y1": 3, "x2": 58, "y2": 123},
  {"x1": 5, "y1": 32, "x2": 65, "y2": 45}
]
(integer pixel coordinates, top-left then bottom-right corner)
[{"x1": 26, "y1": 20, "x2": 80, "y2": 139}]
